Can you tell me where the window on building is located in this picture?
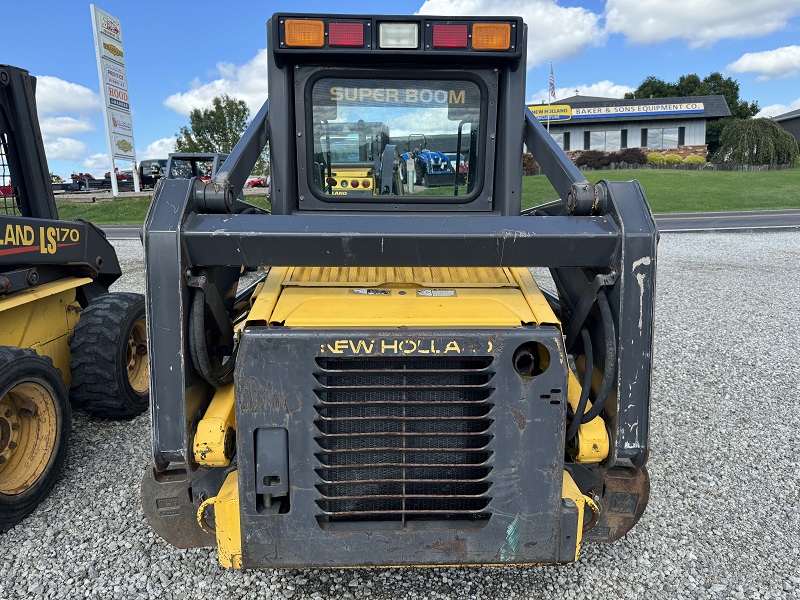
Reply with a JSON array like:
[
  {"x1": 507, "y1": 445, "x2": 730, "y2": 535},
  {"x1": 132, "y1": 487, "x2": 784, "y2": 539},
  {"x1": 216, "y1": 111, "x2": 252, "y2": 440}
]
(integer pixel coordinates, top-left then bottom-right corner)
[
  {"x1": 606, "y1": 131, "x2": 622, "y2": 151},
  {"x1": 647, "y1": 127, "x2": 680, "y2": 150},
  {"x1": 588, "y1": 130, "x2": 624, "y2": 151},
  {"x1": 590, "y1": 131, "x2": 605, "y2": 151},
  {"x1": 549, "y1": 132, "x2": 570, "y2": 151}
]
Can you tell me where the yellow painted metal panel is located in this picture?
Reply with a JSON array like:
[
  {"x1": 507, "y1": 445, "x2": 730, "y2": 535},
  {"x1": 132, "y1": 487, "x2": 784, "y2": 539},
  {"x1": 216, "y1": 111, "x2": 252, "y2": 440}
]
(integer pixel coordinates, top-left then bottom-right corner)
[
  {"x1": 245, "y1": 267, "x2": 290, "y2": 326},
  {"x1": 0, "y1": 277, "x2": 88, "y2": 387},
  {"x1": 194, "y1": 385, "x2": 236, "y2": 467},
  {"x1": 566, "y1": 369, "x2": 609, "y2": 463},
  {"x1": 247, "y1": 266, "x2": 569, "y2": 328},
  {"x1": 271, "y1": 287, "x2": 537, "y2": 327},
  {"x1": 285, "y1": 266, "x2": 515, "y2": 287},
  {"x1": 508, "y1": 268, "x2": 560, "y2": 327},
  {"x1": 561, "y1": 471, "x2": 586, "y2": 562},
  {"x1": 0, "y1": 277, "x2": 91, "y2": 312},
  {"x1": 210, "y1": 471, "x2": 242, "y2": 569}
]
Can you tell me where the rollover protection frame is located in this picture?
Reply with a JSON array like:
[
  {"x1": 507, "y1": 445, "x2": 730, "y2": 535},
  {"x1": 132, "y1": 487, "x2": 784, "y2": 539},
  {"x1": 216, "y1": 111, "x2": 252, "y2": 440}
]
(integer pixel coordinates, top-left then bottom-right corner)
[{"x1": 142, "y1": 13, "x2": 657, "y2": 567}]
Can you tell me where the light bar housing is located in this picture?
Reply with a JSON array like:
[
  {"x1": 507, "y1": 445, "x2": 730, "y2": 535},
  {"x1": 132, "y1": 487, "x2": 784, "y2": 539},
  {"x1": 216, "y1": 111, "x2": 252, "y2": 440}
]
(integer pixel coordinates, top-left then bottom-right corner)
[{"x1": 272, "y1": 14, "x2": 521, "y2": 61}]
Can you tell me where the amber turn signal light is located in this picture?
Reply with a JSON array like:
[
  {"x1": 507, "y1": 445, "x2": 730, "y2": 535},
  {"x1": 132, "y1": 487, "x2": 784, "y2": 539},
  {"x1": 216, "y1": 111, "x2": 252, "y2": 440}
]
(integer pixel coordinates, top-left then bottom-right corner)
[
  {"x1": 471, "y1": 23, "x2": 511, "y2": 50},
  {"x1": 285, "y1": 20, "x2": 325, "y2": 47}
]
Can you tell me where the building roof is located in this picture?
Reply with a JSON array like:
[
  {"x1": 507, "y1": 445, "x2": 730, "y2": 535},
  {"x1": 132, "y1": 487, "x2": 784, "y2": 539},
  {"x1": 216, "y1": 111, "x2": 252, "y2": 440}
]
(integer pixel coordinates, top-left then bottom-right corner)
[
  {"x1": 530, "y1": 94, "x2": 731, "y2": 125},
  {"x1": 555, "y1": 95, "x2": 616, "y2": 104},
  {"x1": 773, "y1": 108, "x2": 800, "y2": 122}
]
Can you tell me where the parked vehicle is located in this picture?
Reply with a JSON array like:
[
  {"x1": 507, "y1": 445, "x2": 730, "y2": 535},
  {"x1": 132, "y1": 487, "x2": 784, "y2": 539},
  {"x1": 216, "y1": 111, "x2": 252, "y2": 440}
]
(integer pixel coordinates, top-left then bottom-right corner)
[
  {"x1": 141, "y1": 13, "x2": 656, "y2": 571},
  {"x1": 0, "y1": 64, "x2": 149, "y2": 532},
  {"x1": 138, "y1": 159, "x2": 167, "y2": 189},
  {"x1": 400, "y1": 134, "x2": 457, "y2": 186}
]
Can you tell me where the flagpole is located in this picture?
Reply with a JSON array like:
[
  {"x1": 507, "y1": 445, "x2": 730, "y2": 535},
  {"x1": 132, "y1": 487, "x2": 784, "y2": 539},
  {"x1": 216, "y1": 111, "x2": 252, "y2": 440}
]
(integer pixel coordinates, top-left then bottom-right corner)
[{"x1": 547, "y1": 62, "x2": 552, "y2": 132}]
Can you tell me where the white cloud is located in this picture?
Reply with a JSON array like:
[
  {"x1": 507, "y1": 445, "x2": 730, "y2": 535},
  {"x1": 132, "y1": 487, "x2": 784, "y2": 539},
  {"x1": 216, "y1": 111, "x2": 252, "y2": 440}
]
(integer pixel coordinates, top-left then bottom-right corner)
[
  {"x1": 727, "y1": 46, "x2": 800, "y2": 81},
  {"x1": 40, "y1": 116, "x2": 94, "y2": 137},
  {"x1": 757, "y1": 98, "x2": 800, "y2": 118},
  {"x1": 606, "y1": 0, "x2": 800, "y2": 48},
  {"x1": 139, "y1": 137, "x2": 177, "y2": 160},
  {"x1": 164, "y1": 50, "x2": 269, "y2": 115},
  {"x1": 35, "y1": 75, "x2": 101, "y2": 116},
  {"x1": 416, "y1": 0, "x2": 604, "y2": 67},
  {"x1": 527, "y1": 80, "x2": 635, "y2": 104},
  {"x1": 81, "y1": 153, "x2": 110, "y2": 172},
  {"x1": 43, "y1": 136, "x2": 88, "y2": 160}
]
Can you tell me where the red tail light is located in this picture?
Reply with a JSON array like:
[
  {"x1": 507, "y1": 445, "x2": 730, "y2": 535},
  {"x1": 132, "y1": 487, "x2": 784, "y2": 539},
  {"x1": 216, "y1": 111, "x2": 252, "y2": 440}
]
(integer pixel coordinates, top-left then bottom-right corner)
[
  {"x1": 432, "y1": 24, "x2": 468, "y2": 48},
  {"x1": 329, "y1": 22, "x2": 365, "y2": 47}
]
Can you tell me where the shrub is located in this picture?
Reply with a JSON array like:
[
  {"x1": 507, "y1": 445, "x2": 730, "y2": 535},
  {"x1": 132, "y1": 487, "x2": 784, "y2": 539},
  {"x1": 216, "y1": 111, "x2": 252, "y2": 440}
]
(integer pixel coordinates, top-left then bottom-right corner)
[
  {"x1": 664, "y1": 154, "x2": 683, "y2": 165},
  {"x1": 615, "y1": 147, "x2": 648, "y2": 165},
  {"x1": 646, "y1": 152, "x2": 666, "y2": 165},
  {"x1": 522, "y1": 153, "x2": 539, "y2": 172},
  {"x1": 683, "y1": 155, "x2": 706, "y2": 165},
  {"x1": 575, "y1": 150, "x2": 610, "y2": 169}
]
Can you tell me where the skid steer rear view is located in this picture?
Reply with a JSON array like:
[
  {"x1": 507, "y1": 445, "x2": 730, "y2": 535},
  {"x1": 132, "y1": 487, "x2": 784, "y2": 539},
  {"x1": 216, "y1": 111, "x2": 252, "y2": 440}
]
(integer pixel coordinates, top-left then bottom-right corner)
[{"x1": 142, "y1": 14, "x2": 657, "y2": 569}]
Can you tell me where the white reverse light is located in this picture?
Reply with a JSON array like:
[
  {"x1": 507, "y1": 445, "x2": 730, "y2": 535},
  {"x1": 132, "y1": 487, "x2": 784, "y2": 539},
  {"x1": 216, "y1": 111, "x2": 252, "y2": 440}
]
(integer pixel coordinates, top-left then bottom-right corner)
[{"x1": 379, "y1": 23, "x2": 419, "y2": 49}]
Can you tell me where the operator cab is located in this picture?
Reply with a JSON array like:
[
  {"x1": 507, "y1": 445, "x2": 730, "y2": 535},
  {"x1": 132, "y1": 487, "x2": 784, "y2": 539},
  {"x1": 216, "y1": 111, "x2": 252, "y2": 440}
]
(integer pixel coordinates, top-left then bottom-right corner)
[{"x1": 268, "y1": 15, "x2": 523, "y2": 214}]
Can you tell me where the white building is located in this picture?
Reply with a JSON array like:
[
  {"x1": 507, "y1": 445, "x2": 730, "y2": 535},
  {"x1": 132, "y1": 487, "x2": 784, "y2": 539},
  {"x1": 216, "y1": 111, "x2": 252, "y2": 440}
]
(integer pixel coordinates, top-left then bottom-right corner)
[{"x1": 529, "y1": 94, "x2": 731, "y2": 158}]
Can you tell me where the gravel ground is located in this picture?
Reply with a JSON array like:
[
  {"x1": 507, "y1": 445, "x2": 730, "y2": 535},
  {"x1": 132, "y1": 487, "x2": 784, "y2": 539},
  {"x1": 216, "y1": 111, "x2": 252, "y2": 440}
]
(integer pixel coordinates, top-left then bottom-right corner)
[{"x1": 2, "y1": 233, "x2": 799, "y2": 599}]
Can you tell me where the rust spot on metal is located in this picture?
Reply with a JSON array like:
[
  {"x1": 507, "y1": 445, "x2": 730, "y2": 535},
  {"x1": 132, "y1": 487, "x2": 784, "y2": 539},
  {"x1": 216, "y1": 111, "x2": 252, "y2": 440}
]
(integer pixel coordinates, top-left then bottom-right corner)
[
  {"x1": 509, "y1": 406, "x2": 526, "y2": 431},
  {"x1": 424, "y1": 535, "x2": 468, "y2": 555},
  {"x1": 582, "y1": 466, "x2": 650, "y2": 543}
]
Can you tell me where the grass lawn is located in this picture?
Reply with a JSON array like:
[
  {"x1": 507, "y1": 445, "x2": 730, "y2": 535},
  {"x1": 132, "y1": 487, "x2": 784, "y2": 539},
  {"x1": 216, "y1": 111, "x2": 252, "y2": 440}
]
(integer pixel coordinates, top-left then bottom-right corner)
[
  {"x1": 55, "y1": 168, "x2": 800, "y2": 225},
  {"x1": 55, "y1": 195, "x2": 270, "y2": 225},
  {"x1": 521, "y1": 167, "x2": 800, "y2": 213}
]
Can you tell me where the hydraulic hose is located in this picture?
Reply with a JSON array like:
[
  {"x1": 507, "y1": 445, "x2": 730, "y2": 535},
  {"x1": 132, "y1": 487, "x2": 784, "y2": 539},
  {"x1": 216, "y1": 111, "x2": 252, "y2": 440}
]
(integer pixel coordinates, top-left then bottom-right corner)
[
  {"x1": 566, "y1": 328, "x2": 593, "y2": 442},
  {"x1": 580, "y1": 290, "x2": 616, "y2": 424},
  {"x1": 189, "y1": 287, "x2": 236, "y2": 388}
]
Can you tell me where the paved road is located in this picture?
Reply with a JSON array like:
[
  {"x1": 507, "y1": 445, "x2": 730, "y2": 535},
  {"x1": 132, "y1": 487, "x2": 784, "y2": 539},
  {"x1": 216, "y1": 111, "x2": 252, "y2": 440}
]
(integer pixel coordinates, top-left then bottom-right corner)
[
  {"x1": 104, "y1": 225, "x2": 141, "y2": 239},
  {"x1": 654, "y1": 208, "x2": 800, "y2": 232},
  {"x1": 102, "y1": 209, "x2": 800, "y2": 239}
]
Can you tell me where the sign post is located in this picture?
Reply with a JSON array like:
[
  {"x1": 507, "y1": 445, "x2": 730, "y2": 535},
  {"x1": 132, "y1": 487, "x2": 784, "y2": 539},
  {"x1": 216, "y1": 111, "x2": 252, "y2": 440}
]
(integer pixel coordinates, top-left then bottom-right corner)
[{"x1": 90, "y1": 5, "x2": 140, "y2": 195}]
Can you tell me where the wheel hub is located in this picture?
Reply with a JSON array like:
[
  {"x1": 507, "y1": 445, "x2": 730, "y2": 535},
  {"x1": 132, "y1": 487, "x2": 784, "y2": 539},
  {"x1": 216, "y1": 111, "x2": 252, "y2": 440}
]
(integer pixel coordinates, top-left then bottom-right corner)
[
  {"x1": 126, "y1": 317, "x2": 149, "y2": 394},
  {"x1": 0, "y1": 382, "x2": 58, "y2": 495},
  {"x1": 0, "y1": 399, "x2": 21, "y2": 471}
]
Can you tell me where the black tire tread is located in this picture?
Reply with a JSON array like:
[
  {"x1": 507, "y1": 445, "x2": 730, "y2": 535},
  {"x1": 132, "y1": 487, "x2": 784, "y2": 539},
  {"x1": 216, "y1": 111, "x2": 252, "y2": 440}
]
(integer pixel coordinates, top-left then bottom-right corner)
[{"x1": 69, "y1": 292, "x2": 148, "y2": 420}]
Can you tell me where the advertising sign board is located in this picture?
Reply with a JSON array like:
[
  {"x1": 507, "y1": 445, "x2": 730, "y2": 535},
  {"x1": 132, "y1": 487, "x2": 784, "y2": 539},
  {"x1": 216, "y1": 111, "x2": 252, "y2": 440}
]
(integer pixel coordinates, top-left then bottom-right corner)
[{"x1": 91, "y1": 5, "x2": 139, "y2": 193}]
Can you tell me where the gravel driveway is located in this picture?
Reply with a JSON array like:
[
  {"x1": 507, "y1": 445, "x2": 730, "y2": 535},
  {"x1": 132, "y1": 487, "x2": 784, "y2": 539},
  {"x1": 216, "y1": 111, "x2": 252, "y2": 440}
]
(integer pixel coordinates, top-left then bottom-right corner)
[{"x1": 2, "y1": 232, "x2": 798, "y2": 599}]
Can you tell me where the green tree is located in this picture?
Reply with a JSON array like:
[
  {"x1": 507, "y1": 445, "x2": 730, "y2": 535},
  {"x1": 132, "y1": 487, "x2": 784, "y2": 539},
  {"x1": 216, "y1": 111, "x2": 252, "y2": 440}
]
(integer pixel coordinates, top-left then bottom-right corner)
[
  {"x1": 625, "y1": 72, "x2": 759, "y2": 153},
  {"x1": 175, "y1": 94, "x2": 270, "y2": 176},
  {"x1": 714, "y1": 119, "x2": 798, "y2": 166},
  {"x1": 175, "y1": 94, "x2": 249, "y2": 154}
]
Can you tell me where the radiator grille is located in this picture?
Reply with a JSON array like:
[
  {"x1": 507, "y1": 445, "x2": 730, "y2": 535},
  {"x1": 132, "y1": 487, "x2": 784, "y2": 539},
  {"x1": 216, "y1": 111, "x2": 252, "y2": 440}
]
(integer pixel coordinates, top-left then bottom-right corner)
[{"x1": 314, "y1": 356, "x2": 494, "y2": 526}]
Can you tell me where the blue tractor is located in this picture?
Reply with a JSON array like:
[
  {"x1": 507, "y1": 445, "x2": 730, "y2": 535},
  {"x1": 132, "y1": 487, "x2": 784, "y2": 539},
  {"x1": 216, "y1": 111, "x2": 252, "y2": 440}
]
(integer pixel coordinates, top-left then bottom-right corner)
[{"x1": 399, "y1": 134, "x2": 457, "y2": 187}]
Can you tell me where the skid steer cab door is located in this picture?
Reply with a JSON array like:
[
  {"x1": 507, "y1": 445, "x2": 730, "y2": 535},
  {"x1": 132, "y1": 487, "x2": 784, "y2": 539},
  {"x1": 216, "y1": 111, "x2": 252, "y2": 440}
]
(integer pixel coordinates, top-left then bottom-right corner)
[{"x1": 142, "y1": 13, "x2": 656, "y2": 570}]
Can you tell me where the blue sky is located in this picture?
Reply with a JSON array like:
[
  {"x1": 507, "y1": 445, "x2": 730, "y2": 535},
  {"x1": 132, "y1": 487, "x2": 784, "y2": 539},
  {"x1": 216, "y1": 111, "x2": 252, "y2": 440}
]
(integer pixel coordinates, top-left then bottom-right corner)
[{"x1": 5, "y1": 0, "x2": 800, "y2": 178}]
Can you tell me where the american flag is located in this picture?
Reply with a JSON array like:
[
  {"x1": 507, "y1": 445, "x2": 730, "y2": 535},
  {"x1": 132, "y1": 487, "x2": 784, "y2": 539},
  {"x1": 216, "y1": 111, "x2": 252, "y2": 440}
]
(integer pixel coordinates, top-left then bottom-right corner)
[{"x1": 549, "y1": 63, "x2": 556, "y2": 99}]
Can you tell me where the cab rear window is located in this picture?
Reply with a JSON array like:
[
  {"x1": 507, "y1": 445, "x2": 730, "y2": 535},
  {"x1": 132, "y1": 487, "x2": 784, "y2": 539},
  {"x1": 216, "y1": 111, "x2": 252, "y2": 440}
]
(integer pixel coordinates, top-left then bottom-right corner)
[{"x1": 310, "y1": 77, "x2": 482, "y2": 199}]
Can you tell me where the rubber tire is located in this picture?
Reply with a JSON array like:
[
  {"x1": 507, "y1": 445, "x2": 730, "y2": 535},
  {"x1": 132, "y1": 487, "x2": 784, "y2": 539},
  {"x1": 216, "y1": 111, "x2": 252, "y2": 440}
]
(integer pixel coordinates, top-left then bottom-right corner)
[
  {"x1": 69, "y1": 292, "x2": 149, "y2": 420},
  {"x1": 0, "y1": 347, "x2": 71, "y2": 533}
]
